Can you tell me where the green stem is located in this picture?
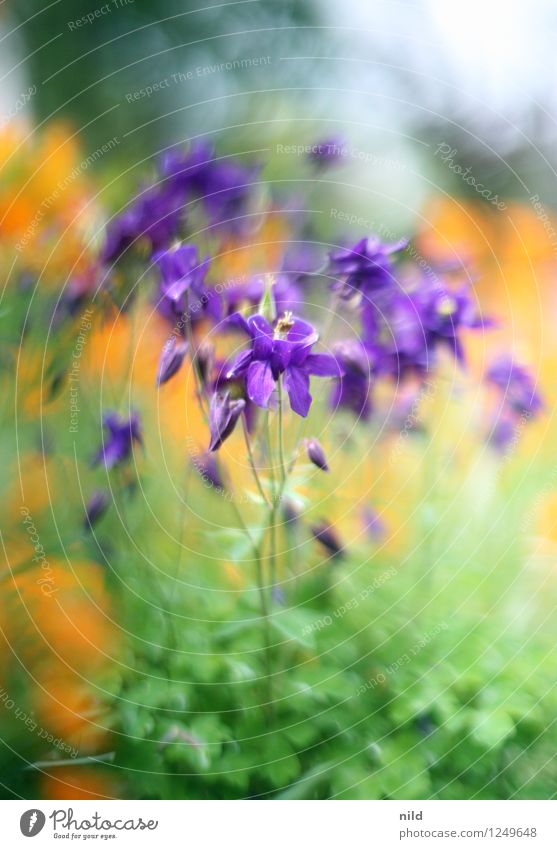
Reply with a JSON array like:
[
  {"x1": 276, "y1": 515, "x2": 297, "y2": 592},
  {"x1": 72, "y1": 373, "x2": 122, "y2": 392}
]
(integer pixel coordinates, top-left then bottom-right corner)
[
  {"x1": 254, "y1": 548, "x2": 273, "y2": 708},
  {"x1": 242, "y1": 414, "x2": 272, "y2": 508},
  {"x1": 264, "y1": 411, "x2": 279, "y2": 592},
  {"x1": 183, "y1": 292, "x2": 209, "y2": 424},
  {"x1": 277, "y1": 376, "x2": 287, "y2": 488},
  {"x1": 237, "y1": 418, "x2": 274, "y2": 708}
]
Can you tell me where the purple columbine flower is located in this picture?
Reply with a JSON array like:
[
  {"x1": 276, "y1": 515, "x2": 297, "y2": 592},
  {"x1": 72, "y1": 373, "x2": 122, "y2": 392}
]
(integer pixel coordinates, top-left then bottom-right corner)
[
  {"x1": 213, "y1": 359, "x2": 259, "y2": 435},
  {"x1": 157, "y1": 336, "x2": 189, "y2": 386},
  {"x1": 93, "y1": 412, "x2": 142, "y2": 469},
  {"x1": 156, "y1": 242, "x2": 210, "y2": 307},
  {"x1": 363, "y1": 279, "x2": 492, "y2": 378},
  {"x1": 192, "y1": 451, "x2": 226, "y2": 490},
  {"x1": 328, "y1": 235, "x2": 407, "y2": 298},
  {"x1": 311, "y1": 521, "x2": 345, "y2": 560},
  {"x1": 329, "y1": 339, "x2": 375, "y2": 420},
  {"x1": 488, "y1": 413, "x2": 519, "y2": 453},
  {"x1": 304, "y1": 438, "x2": 329, "y2": 471},
  {"x1": 160, "y1": 142, "x2": 259, "y2": 232},
  {"x1": 159, "y1": 141, "x2": 215, "y2": 192},
  {"x1": 208, "y1": 391, "x2": 246, "y2": 451},
  {"x1": 84, "y1": 490, "x2": 110, "y2": 530},
  {"x1": 194, "y1": 340, "x2": 215, "y2": 388},
  {"x1": 203, "y1": 158, "x2": 260, "y2": 230},
  {"x1": 155, "y1": 242, "x2": 218, "y2": 328},
  {"x1": 220, "y1": 273, "x2": 302, "y2": 319},
  {"x1": 361, "y1": 507, "x2": 386, "y2": 542},
  {"x1": 225, "y1": 311, "x2": 343, "y2": 417},
  {"x1": 308, "y1": 137, "x2": 346, "y2": 168},
  {"x1": 485, "y1": 355, "x2": 543, "y2": 417},
  {"x1": 409, "y1": 283, "x2": 490, "y2": 366},
  {"x1": 102, "y1": 182, "x2": 184, "y2": 264}
]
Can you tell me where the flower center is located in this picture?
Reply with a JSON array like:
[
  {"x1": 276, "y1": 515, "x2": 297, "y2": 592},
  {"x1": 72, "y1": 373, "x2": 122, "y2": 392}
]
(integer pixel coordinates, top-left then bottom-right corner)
[
  {"x1": 274, "y1": 311, "x2": 295, "y2": 340},
  {"x1": 437, "y1": 295, "x2": 457, "y2": 316}
]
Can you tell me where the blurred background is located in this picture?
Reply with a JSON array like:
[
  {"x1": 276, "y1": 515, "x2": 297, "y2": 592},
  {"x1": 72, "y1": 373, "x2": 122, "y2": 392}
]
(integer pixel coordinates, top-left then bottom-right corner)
[{"x1": 5, "y1": 0, "x2": 557, "y2": 206}]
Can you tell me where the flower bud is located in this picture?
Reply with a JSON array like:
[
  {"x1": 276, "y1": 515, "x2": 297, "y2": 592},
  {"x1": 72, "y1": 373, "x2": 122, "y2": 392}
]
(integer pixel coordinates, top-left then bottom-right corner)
[
  {"x1": 84, "y1": 490, "x2": 109, "y2": 530},
  {"x1": 157, "y1": 336, "x2": 188, "y2": 386},
  {"x1": 208, "y1": 391, "x2": 246, "y2": 452},
  {"x1": 311, "y1": 521, "x2": 344, "y2": 560},
  {"x1": 304, "y1": 438, "x2": 329, "y2": 471}
]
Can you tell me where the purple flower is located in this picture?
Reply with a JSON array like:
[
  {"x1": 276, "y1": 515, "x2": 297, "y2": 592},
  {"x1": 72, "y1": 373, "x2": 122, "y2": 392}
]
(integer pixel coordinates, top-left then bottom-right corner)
[
  {"x1": 328, "y1": 236, "x2": 407, "y2": 298},
  {"x1": 304, "y1": 438, "x2": 329, "y2": 471},
  {"x1": 361, "y1": 507, "x2": 386, "y2": 542},
  {"x1": 213, "y1": 360, "x2": 259, "y2": 435},
  {"x1": 93, "y1": 412, "x2": 142, "y2": 469},
  {"x1": 208, "y1": 391, "x2": 246, "y2": 451},
  {"x1": 194, "y1": 340, "x2": 215, "y2": 388},
  {"x1": 160, "y1": 143, "x2": 259, "y2": 231},
  {"x1": 157, "y1": 336, "x2": 189, "y2": 386},
  {"x1": 311, "y1": 521, "x2": 345, "y2": 560},
  {"x1": 488, "y1": 413, "x2": 519, "y2": 453},
  {"x1": 225, "y1": 311, "x2": 343, "y2": 417},
  {"x1": 220, "y1": 273, "x2": 302, "y2": 318},
  {"x1": 192, "y1": 451, "x2": 226, "y2": 490},
  {"x1": 155, "y1": 243, "x2": 217, "y2": 328},
  {"x1": 159, "y1": 141, "x2": 215, "y2": 192},
  {"x1": 84, "y1": 490, "x2": 110, "y2": 530},
  {"x1": 156, "y1": 243, "x2": 210, "y2": 306},
  {"x1": 308, "y1": 137, "x2": 346, "y2": 168},
  {"x1": 363, "y1": 279, "x2": 492, "y2": 378},
  {"x1": 102, "y1": 183, "x2": 183, "y2": 264},
  {"x1": 101, "y1": 208, "x2": 142, "y2": 265},
  {"x1": 329, "y1": 339, "x2": 375, "y2": 419},
  {"x1": 203, "y1": 158, "x2": 260, "y2": 229},
  {"x1": 485, "y1": 355, "x2": 542, "y2": 452},
  {"x1": 411, "y1": 283, "x2": 489, "y2": 366},
  {"x1": 486, "y1": 356, "x2": 543, "y2": 417}
]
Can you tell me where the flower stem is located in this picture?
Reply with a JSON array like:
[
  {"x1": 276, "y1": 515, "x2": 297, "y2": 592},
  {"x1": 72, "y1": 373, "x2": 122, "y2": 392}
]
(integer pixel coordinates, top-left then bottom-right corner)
[
  {"x1": 253, "y1": 549, "x2": 273, "y2": 709},
  {"x1": 183, "y1": 292, "x2": 210, "y2": 423},
  {"x1": 242, "y1": 414, "x2": 272, "y2": 509},
  {"x1": 239, "y1": 415, "x2": 274, "y2": 710},
  {"x1": 277, "y1": 376, "x2": 287, "y2": 488}
]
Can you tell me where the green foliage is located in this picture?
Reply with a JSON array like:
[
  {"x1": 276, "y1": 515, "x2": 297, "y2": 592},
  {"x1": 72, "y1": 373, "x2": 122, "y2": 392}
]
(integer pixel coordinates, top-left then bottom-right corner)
[{"x1": 97, "y1": 441, "x2": 557, "y2": 800}]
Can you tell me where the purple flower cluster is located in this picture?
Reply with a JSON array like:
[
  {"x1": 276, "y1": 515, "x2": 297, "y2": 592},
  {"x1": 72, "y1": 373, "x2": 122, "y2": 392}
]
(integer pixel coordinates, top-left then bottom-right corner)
[
  {"x1": 102, "y1": 141, "x2": 259, "y2": 265},
  {"x1": 486, "y1": 355, "x2": 543, "y2": 450},
  {"x1": 92, "y1": 137, "x2": 540, "y2": 568},
  {"x1": 325, "y1": 235, "x2": 492, "y2": 417},
  {"x1": 160, "y1": 141, "x2": 259, "y2": 231},
  {"x1": 329, "y1": 236, "x2": 407, "y2": 298}
]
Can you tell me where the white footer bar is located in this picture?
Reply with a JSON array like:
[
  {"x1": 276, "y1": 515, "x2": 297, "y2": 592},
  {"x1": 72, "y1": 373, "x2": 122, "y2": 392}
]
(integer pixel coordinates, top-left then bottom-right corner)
[{"x1": 3, "y1": 800, "x2": 556, "y2": 848}]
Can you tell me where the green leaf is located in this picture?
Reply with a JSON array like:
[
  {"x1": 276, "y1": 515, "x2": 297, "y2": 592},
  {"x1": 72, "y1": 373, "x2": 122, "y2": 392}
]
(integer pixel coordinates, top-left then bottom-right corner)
[
  {"x1": 270, "y1": 607, "x2": 318, "y2": 650},
  {"x1": 470, "y1": 709, "x2": 516, "y2": 749}
]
